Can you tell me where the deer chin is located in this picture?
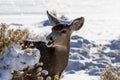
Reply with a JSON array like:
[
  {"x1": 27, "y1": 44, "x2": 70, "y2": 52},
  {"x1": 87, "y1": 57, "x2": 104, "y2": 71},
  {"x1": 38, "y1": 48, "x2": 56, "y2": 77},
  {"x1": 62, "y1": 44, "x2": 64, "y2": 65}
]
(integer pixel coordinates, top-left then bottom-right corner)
[{"x1": 47, "y1": 40, "x2": 54, "y2": 47}]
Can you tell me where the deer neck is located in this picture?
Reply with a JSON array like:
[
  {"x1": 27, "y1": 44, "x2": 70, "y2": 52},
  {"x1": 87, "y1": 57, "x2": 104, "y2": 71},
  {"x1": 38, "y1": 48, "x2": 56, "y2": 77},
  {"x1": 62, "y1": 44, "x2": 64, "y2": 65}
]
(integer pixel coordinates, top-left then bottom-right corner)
[{"x1": 55, "y1": 36, "x2": 70, "y2": 56}]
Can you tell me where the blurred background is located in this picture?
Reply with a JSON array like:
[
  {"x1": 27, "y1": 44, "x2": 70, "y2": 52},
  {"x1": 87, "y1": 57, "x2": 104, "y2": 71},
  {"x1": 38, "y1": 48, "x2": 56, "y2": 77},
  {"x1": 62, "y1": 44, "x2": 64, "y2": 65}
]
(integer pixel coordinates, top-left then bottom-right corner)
[
  {"x1": 0, "y1": 0, "x2": 120, "y2": 42},
  {"x1": 0, "y1": 0, "x2": 120, "y2": 23}
]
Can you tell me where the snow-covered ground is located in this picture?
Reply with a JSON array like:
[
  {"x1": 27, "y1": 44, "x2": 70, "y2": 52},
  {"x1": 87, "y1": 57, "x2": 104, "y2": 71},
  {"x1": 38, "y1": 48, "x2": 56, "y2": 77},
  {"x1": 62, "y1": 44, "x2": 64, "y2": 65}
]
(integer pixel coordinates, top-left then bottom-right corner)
[
  {"x1": 0, "y1": 43, "x2": 40, "y2": 80},
  {"x1": 0, "y1": 0, "x2": 120, "y2": 80}
]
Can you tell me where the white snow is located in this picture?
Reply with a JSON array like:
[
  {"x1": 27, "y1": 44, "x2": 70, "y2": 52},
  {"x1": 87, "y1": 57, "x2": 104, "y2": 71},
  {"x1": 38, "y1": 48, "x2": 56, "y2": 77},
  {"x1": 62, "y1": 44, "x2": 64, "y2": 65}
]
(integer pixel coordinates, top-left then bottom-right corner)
[
  {"x1": 0, "y1": 43, "x2": 40, "y2": 80},
  {"x1": 0, "y1": 0, "x2": 120, "y2": 80},
  {"x1": 62, "y1": 71, "x2": 100, "y2": 80},
  {"x1": 41, "y1": 70, "x2": 49, "y2": 76}
]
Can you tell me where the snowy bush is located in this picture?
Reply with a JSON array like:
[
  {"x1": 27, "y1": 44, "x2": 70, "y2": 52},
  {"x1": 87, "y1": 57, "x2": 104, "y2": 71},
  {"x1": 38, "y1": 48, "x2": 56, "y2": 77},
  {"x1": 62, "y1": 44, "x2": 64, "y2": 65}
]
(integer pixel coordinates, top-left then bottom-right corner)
[
  {"x1": 0, "y1": 24, "x2": 51, "y2": 80},
  {"x1": 100, "y1": 65, "x2": 120, "y2": 80},
  {"x1": 0, "y1": 43, "x2": 41, "y2": 80},
  {"x1": 0, "y1": 23, "x2": 29, "y2": 52},
  {"x1": 115, "y1": 49, "x2": 120, "y2": 57}
]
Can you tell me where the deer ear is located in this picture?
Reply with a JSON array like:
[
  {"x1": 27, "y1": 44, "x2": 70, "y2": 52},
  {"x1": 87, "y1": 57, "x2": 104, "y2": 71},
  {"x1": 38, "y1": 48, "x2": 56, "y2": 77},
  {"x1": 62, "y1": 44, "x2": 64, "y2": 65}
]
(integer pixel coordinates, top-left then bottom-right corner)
[
  {"x1": 70, "y1": 17, "x2": 84, "y2": 31},
  {"x1": 47, "y1": 11, "x2": 60, "y2": 26}
]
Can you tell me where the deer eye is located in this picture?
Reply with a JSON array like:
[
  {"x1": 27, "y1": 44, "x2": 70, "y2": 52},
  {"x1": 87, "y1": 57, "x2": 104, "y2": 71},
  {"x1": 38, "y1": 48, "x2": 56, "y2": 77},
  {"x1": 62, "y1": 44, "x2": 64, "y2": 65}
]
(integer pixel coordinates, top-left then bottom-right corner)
[{"x1": 60, "y1": 30, "x2": 67, "y2": 33}]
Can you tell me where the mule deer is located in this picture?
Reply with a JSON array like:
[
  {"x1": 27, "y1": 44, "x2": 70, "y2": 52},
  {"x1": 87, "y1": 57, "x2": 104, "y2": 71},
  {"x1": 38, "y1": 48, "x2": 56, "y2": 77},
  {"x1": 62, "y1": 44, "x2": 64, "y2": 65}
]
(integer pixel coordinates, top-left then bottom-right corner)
[{"x1": 23, "y1": 11, "x2": 84, "y2": 80}]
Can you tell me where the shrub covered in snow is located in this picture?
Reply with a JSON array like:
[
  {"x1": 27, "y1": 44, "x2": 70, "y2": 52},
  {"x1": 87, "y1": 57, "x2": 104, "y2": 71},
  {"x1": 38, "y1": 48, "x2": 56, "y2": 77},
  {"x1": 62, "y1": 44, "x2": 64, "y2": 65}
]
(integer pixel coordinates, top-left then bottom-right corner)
[
  {"x1": 0, "y1": 43, "x2": 42, "y2": 80},
  {"x1": 0, "y1": 24, "x2": 51, "y2": 80},
  {"x1": 0, "y1": 23, "x2": 29, "y2": 52},
  {"x1": 100, "y1": 65, "x2": 120, "y2": 80}
]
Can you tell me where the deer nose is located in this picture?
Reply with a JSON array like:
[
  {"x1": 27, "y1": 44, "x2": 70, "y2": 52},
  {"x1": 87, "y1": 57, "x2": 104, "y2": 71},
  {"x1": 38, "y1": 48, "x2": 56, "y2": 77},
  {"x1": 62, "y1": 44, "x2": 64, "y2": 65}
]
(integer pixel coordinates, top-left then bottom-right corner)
[
  {"x1": 50, "y1": 37, "x2": 53, "y2": 41},
  {"x1": 46, "y1": 33, "x2": 53, "y2": 41}
]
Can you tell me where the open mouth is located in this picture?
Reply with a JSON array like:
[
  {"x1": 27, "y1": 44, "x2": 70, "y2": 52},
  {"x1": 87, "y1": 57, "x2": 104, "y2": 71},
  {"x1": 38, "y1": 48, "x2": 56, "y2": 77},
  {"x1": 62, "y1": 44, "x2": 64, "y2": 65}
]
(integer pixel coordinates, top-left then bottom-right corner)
[{"x1": 47, "y1": 40, "x2": 54, "y2": 46}]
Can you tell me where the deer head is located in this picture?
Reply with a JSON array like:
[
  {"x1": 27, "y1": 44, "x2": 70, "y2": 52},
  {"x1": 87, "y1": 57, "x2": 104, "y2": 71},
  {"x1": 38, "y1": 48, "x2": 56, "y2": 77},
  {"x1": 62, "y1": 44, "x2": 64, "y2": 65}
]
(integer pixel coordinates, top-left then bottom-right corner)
[{"x1": 46, "y1": 11, "x2": 84, "y2": 47}]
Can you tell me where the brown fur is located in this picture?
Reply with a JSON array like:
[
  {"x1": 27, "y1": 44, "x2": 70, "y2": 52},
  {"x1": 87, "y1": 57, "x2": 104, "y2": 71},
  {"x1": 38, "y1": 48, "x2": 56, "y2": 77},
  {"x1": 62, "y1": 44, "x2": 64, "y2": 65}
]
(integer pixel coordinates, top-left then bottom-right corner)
[
  {"x1": 21, "y1": 11, "x2": 84, "y2": 80},
  {"x1": 23, "y1": 35, "x2": 70, "y2": 80}
]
